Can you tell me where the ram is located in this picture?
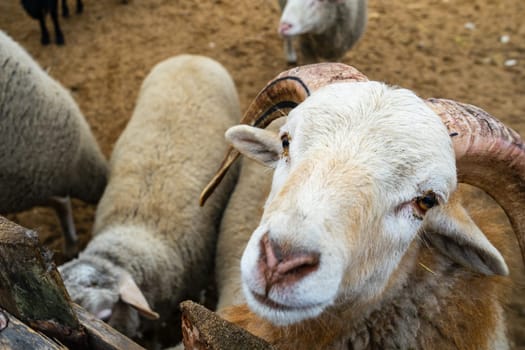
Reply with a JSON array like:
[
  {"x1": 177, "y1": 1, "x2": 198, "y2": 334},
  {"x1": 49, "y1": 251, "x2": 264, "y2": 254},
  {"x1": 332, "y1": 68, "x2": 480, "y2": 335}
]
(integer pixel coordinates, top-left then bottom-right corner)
[
  {"x1": 201, "y1": 63, "x2": 525, "y2": 349},
  {"x1": 278, "y1": 0, "x2": 367, "y2": 64},
  {"x1": 59, "y1": 54, "x2": 241, "y2": 340},
  {"x1": 0, "y1": 30, "x2": 108, "y2": 256}
]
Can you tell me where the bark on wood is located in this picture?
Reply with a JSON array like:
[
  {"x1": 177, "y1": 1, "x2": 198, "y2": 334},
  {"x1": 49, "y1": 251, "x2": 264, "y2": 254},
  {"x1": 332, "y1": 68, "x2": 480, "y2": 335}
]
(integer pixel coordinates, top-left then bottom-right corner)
[
  {"x1": 180, "y1": 300, "x2": 275, "y2": 350},
  {"x1": 0, "y1": 216, "x2": 145, "y2": 350},
  {"x1": 0, "y1": 309, "x2": 68, "y2": 350},
  {"x1": 0, "y1": 216, "x2": 85, "y2": 348}
]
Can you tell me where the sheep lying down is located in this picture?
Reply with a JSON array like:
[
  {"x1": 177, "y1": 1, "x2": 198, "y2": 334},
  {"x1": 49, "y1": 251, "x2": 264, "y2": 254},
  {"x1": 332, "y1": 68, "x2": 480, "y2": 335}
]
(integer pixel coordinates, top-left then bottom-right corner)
[
  {"x1": 201, "y1": 62, "x2": 525, "y2": 349},
  {"x1": 59, "y1": 54, "x2": 241, "y2": 339}
]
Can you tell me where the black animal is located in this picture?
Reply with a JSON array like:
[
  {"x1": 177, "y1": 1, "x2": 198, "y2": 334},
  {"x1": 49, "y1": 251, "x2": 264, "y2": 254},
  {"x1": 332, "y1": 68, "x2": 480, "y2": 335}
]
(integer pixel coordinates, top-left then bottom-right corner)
[{"x1": 21, "y1": 0, "x2": 84, "y2": 45}]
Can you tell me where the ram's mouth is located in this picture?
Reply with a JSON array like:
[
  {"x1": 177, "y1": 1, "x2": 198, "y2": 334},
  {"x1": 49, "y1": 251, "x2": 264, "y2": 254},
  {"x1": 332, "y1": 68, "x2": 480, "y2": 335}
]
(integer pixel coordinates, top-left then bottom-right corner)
[
  {"x1": 252, "y1": 291, "x2": 290, "y2": 310},
  {"x1": 251, "y1": 290, "x2": 321, "y2": 312}
]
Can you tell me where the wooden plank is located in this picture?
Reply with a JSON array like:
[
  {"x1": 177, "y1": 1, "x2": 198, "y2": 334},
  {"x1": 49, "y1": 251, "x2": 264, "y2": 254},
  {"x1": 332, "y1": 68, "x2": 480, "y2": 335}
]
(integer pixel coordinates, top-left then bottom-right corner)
[
  {"x1": 73, "y1": 304, "x2": 145, "y2": 350},
  {"x1": 180, "y1": 300, "x2": 275, "y2": 350},
  {"x1": 0, "y1": 216, "x2": 145, "y2": 349},
  {"x1": 0, "y1": 309, "x2": 68, "y2": 350},
  {"x1": 0, "y1": 216, "x2": 86, "y2": 348}
]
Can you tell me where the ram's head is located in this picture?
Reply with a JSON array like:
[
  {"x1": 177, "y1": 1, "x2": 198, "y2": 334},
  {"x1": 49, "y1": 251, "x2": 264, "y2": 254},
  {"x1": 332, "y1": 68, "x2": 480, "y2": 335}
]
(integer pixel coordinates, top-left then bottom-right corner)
[{"x1": 201, "y1": 63, "x2": 525, "y2": 326}]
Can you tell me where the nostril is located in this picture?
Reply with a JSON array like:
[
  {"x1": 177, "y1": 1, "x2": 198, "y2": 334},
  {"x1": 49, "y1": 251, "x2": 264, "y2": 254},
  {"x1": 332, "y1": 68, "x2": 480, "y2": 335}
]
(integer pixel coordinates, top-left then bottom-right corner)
[
  {"x1": 96, "y1": 308, "x2": 112, "y2": 322},
  {"x1": 261, "y1": 233, "x2": 282, "y2": 269},
  {"x1": 279, "y1": 22, "x2": 293, "y2": 34},
  {"x1": 277, "y1": 252, "x2": 320, "y2": 279},
  {"x1": 259, "y1": 233, "x2": 320, "y2": 293}
]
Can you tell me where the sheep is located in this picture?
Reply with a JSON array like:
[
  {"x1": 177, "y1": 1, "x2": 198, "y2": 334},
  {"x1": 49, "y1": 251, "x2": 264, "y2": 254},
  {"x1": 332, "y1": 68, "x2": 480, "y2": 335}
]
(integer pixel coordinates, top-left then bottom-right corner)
[
  {"x1": 215, "y1": 146, "x2": 278, "y2": 311},
  {"x1": 200, "y1": 62, "x2": 525, "y2": 349},
  {"x1": 277, "y1": 0, "x2": 367, "y2": 64},
  {"x1": 0, "y1": 30, "x2": 108, "y2": 257},
  {"x1": 58, "y1": 54, "x2": 241, "y2": 340},
  {"x1": 21, "y1": 0, "x2": 84, "y2": 45}
]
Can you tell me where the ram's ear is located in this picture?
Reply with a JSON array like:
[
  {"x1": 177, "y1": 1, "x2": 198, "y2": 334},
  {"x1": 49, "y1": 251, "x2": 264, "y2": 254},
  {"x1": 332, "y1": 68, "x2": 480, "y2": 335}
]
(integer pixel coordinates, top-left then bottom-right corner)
[
  {"x1": 423, "y1": 195, "x2": 508, "y2": 276},
  {"x1": 118, "y1": 272, "x2": 159, "y2": 320},
  {"x1": 225, "y1": 125, "x2": 282, "y2": 168}
]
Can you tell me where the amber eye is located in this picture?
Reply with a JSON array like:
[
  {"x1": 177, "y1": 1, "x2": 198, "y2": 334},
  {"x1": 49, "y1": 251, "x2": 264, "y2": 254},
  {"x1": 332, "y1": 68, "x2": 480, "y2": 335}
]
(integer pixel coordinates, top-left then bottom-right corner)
[
  {"x1": 415, "y1": 191, "x2": 439, "y2": 214},
  {"x1": 281, "y1": 133, "x2": 290, "y2": 157}
]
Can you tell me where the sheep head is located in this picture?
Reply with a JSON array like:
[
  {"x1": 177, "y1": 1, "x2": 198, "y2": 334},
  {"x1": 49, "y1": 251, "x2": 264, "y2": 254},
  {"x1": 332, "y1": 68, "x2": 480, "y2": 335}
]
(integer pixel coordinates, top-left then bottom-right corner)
[
  {"x1": 279, "y1": 0, "x2": 342, "y2": 37},
  {"x1": 59, "y1": 257, "x2": 159, "y2": 336},
  {"x1": 201, "y1": 63, "x2": 525, "y2": 326}
]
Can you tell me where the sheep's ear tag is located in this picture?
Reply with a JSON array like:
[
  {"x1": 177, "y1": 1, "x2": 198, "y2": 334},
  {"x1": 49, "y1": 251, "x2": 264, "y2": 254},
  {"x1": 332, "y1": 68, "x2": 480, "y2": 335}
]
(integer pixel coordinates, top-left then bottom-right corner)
[{"x1": 118, "y1": 273, "x2": 160, "y2": 320}]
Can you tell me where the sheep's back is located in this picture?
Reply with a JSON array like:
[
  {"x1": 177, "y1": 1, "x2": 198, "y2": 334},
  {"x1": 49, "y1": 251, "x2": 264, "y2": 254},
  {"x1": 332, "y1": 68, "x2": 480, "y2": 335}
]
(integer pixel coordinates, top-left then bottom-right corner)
[
  {"x1": 215, "y1": 157, "x2": 274, "y2": 310},
  {"x1": 0, "y1": 31, "x2": 98, "y2": 211},
  {"x1": 93, "y1": 55, "x2": 241, "y2": 243}
]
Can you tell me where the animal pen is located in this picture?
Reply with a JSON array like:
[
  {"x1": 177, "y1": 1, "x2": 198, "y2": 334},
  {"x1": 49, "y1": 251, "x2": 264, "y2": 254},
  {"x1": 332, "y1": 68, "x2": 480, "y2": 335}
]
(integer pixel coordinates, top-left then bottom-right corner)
[{"x1": 0, "y1": 216, "x2": 273, "y2": 349}]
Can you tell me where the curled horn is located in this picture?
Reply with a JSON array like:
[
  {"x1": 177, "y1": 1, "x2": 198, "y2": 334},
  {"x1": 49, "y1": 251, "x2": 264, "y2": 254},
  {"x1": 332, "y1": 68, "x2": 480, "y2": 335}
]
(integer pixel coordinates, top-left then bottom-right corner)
[
  {"x1": 199, "y1": 63, "x2": 368, "y2": 206},
  {"x1": 427, "y1": 98, "x2": 525, "y2": 265}
]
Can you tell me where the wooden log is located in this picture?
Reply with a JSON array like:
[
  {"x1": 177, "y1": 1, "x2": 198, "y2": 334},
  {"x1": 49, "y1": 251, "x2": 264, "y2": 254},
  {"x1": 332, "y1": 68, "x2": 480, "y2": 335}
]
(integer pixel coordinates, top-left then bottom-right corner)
[
  {"x1": 0, "y1": 303, "x2": 146, "y2": 350},
  {"x1": 0, "y1": 308, "x2": 68, "y2": 349},
  {"x1": 73, "y1": 304, "x2": 145, "y2": 350},
  {"x1": 0, "y1": 216, "x2": 86, "y2": 348},
  {"x1": 0, "y1": 216, "x2": 146, "y2": 350},
  {"x1": 180, "y1": 300, "x2": 275, "y2": 350}
]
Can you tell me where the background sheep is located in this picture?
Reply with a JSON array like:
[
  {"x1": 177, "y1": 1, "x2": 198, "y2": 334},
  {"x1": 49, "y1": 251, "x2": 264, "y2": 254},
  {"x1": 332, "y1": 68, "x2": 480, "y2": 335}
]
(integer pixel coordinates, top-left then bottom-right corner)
[
  {"x1": 20, "y1": 0, "x2": 84, "y2": 45},
  {"x1": 202, "y1": 63, "x2": 525, "y2": 349},
  {"x1": 278, "y1": 0, "x2": 367, "y2": 64},
  {"x1": 214, "y1": 151, "x2": 276, "y2": 311},
  {"x1": 59, "y1": 54, "x2": 241, "y2": 345},
  {"x1": 162, "y1": 156, "x2": 274, "y2": 350},
  {"x1": 0, "y1": 30, "x2": 108, "y2": 257}
]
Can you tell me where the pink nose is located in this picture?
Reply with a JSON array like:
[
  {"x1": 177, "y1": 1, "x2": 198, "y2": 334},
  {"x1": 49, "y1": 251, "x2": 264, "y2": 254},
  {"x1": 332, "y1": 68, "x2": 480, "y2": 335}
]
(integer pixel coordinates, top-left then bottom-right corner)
[
  {"x1": 279, "y1": 22, "x2": 293, "y2": 35},
  {"x1": 258, "y1": 233, "x2": 320, "y2": 294}
]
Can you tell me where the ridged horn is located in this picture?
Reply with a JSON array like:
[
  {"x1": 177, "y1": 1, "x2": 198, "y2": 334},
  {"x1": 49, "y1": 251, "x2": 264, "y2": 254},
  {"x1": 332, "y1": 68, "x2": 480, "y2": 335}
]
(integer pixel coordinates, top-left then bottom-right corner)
[
  {"x1": 199, "y1": 63, "x2": 368, "y2": 206},
  {"x1": 426, "y1": 98, "x2": 525, "y2": 266}
]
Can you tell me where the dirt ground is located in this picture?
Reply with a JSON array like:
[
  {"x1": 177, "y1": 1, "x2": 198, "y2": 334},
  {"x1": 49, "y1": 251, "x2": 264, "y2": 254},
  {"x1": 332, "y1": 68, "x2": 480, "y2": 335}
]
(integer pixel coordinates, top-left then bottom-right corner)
[{"x1": 1, "y1": 0, "x2": 524, "y2": 348}]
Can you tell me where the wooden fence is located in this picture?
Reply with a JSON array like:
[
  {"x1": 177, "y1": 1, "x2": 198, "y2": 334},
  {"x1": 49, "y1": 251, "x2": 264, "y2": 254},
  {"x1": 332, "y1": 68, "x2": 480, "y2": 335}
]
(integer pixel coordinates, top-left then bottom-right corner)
[{"x1": 0, "y1": 216, "x2": 274, "y2": 349}]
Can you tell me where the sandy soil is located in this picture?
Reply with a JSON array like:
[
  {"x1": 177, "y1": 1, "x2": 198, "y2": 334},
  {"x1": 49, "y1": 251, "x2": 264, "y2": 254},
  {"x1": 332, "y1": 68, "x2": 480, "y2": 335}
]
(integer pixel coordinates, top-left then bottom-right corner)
[{"x1": 0, "y1": 0, "x2": 524, "y2": 348}]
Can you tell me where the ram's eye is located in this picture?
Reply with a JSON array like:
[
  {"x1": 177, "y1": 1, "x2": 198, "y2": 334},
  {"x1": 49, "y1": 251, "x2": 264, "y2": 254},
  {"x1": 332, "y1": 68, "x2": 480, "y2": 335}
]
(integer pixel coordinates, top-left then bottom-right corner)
[
  {"x1": 281, "y1": 133, "x2": 290, "y2": 157},
  {"x1": 415, "y1": 191, "x2": 439, "y2": 215}
]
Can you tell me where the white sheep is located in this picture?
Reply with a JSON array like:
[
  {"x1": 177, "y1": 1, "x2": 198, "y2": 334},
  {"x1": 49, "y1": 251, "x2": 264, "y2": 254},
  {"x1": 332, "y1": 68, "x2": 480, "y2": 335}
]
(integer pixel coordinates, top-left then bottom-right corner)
[
  {"x1": 201, "y1": 63, "x2": 525, "y2": 349},
  {"x1": 0, "y1": 30, "x2": 108, "y2": 256},
  {"x1": 278, "y1": 0, "x2": 367, "y2": 64},
  {"x1": 215, "y1": 148, "x2": 277, "y2": 311},
  {"x1": 58, "y1": 54, "x2": 241, "y2": 340}
]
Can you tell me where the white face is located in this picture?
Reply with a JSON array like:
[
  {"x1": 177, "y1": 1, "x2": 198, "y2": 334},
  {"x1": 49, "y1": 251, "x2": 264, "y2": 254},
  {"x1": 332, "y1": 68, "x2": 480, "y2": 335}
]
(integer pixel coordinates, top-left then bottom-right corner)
[
  {"x1": 279, "y1": 0, "x2": 339, "y2": 36},
  {"x1": 236, "y1": 82, "x2": 457, "y2": 326}
]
